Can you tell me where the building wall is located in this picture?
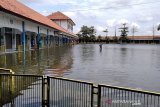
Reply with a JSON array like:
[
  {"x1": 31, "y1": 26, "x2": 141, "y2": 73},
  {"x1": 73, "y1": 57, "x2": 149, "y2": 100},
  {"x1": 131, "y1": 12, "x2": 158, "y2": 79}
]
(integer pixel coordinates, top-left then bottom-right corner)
[
  {"x1": 54, "y1": 20, "x2": 73, "y2": 32},
  {"x1": 0, "y1": 11, "x2": 76, "y2": 51},
  {"x1": 0, "y1": 11, "x2": 56, "y2": 35},
  {"x1": 0, "y1": 11, "x2": 58, "y2": 51},
  {"x1": 0, "y1": 11, "x2": 22, "y2": 31}
]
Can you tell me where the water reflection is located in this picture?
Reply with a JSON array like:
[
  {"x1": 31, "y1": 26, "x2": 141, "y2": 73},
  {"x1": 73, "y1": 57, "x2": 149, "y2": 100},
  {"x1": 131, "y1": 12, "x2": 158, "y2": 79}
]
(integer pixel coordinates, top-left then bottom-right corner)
[
  {"x1": 0, "y1": 46, "x2": 74, "y2": 76},
  {"x1": 66, "y1": 44, "x2": 160, "y2": 92},
  {"x1": 1, "y1": 44, "x2": 160, "y2": 92}
]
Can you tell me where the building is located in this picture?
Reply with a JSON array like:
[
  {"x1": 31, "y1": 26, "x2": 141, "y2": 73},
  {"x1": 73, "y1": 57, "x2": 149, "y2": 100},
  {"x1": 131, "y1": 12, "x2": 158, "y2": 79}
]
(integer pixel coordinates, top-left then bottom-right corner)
[
  {"x1": 128, "y1": 36, "x2": 160, "y2": 43},
  {"x1": 47, "y1": 11, "x2": 75, "y2": 33},
  {"x1": 0, "y1": 0, "x2": 77, "y2": 52},
  {"x1": 95, "y1": 35, "x2": 160, "y2": 43}
]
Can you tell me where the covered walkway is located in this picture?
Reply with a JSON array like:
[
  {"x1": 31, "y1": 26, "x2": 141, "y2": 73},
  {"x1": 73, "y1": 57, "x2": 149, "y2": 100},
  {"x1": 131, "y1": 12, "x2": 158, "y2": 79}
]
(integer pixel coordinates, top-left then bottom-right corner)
[{"x1": 0, "y1": 0, "x2": 78, "y2": 53}]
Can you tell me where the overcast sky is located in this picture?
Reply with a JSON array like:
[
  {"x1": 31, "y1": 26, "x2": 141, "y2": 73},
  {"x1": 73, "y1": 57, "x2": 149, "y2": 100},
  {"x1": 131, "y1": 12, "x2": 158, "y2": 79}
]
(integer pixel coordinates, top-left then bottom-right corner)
[{"x1": 18, "y1": 0, "x2": 160, "y2": 36}]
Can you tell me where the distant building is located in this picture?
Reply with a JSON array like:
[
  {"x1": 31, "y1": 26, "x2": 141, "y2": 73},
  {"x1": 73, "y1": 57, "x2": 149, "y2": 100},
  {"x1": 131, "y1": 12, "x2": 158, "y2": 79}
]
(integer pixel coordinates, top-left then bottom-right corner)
[
  {"x1": 47, "y1": 11, "x2": 75, "y2": 33},
  {"x1": 96, "y1": 36, "x2": 160, "y2": 40},
  {"x1": 127, "y1": 36, "x2": 160, "y2": 40}
]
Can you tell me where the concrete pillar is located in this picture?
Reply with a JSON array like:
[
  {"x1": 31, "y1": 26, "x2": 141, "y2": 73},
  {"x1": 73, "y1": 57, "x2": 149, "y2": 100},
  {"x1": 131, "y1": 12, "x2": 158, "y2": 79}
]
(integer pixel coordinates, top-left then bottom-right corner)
[
  {"x1": 57, "y1": 35, "x2": 60, "y2": 46},
  {"x1": 12, "y1": 29, "x2": 16, "y2": 50},
  {"x1": 22, "y1": 21, "x2": 26, "y2": 51},
  {"x1": 29, "y1": 33, "x2": 31, "y2": 50},
  {"x1": 37, "y1": 26, "x2": 40, "y2": 49},
  {"x1": 67, "y1": 37, "x2": 69, "y2": 44},
  {"x1": 1, "y1": 28, "x2": 6, "y2": 52},
  {"x1": 47, "y1": 29, "x2": 49, "y2": 48}
]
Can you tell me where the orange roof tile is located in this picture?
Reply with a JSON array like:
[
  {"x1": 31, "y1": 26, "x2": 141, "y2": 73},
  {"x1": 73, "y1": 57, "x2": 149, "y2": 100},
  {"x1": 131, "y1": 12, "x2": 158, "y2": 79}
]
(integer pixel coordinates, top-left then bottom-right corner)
[
  {"x1": 96, "y1": 36, "x2": 160, "y2": 40},
  {"x1": 47, "y1": 11, "x2": 75, "y2": 25},
  {"x1": 0, "y1": 0, "x2": 77, "y2": 38},
  {"x1": 128, "y1": 36, "x2": 160, "y2": 40}
]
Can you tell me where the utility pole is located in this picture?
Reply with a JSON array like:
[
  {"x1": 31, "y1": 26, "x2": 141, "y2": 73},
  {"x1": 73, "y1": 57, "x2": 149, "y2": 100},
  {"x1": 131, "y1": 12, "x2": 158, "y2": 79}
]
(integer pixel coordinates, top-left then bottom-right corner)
[
  {"x1": 115, "y1": 26, "x2": 117, "y2": 37},
  {"x1": 103, "y1": 28, "x2": 109, "y2": 43},
  {"x1": 103, "y1": 28, "x2": 108, "y2": 36},
  {"x1": 131, "y1": 26, "x2": 138, "y2": 43},
  {"x1": 113, "y1": 26, "x2": 118, "y2": 43},
  {"x1": 152, "y1": 24, "x2": 155, "y2": 43}
]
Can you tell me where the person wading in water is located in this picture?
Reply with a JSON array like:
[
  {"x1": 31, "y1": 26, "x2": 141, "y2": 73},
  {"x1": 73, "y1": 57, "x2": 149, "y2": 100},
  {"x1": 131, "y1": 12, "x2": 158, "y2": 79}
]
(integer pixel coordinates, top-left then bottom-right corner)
[{"x1": 99, "y1": 44, "x2": 103, "y2": 52}]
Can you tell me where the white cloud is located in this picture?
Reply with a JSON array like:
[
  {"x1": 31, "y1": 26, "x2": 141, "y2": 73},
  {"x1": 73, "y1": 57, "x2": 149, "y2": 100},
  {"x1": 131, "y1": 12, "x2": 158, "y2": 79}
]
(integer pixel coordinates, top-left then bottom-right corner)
[
  {"x1": 41, "y1": 10, "x2": 49, "y2": 16},
  {"x1": 18, "y1": 0, "x2": 160, "y2": 36},
  {"x1": 106, "y1": 19, "x2": 116, "y2": 27},
  {"x1": 63, "y1": 12, "x2": 76, "y2": 17},
  {"x1": 118, "y1": 19, "x2": 130, "y2": 25},
  {"x1": 96, "y1": 26, "x2": 105, "y2": 32},
  {"x1": 131, "y1": 22, "x2": 140, "y2": 28}
]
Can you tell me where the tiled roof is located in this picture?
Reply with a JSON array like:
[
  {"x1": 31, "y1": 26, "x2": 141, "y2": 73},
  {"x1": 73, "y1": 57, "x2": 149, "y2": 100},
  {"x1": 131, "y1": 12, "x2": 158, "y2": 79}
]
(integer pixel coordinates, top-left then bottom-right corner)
[
  {"x1": 0, "y1": 0, "x2": 77, "y2": 38},
  {"x1": 128, "y1": 36, "x2": 160, "y2": 40},
  {"x1": 96, "y1": 36, "x2": 160, "y2": 40},
  {"x1": 47, "y1": 11, "x2": 75, "y2": 25}
]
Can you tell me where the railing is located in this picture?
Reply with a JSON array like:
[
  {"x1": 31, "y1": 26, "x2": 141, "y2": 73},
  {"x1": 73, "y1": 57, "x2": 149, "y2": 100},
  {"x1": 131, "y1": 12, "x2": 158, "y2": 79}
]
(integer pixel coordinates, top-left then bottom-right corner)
[
  {"x1": 0, "y1": 68, "x2": 14, "y2": 74},
  {"x1": 0, "y1": 74, "x2": 43, "y2": 107},
  {"x1": 0, "y1": 74, "x2": 160, "y2": 107},
  {"x1": 98, "y1": 84, "x2": 160, "y2": 107},
  {"x1": 48, "y1": 77, "x2": 94, "y2": 107},
  {"x1": 0, "y1": 45, "x2": 5, "y2": 52}
]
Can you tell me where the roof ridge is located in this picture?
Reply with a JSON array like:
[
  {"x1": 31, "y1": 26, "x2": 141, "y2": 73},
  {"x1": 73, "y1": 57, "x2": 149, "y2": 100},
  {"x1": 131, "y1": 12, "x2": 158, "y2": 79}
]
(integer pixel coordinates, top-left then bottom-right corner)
[{"x1": 47, "y1": 11, "x2": 75, "y2": 25}]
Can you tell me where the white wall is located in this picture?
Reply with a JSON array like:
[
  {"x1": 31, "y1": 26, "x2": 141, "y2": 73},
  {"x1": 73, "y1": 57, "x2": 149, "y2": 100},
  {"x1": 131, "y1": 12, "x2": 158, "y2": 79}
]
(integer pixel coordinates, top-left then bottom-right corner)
[
  {"x1": 0, "y1": 11, "x2": 75, "y2": 48},
  {"x1": 25, "y1": 21, "x2": 38, "y2": 33},
  {"x1": 0, "y1": 11, "x2": 51, "y2": 35},
  {"x1": 48, "y1": 29, "x2": 55, "y2": 35},
  {"x1": 61, "y1": 21, "x2": 68, "y2": 30},
  {"x1": 0, "y1": 11, "x2": 22, "y2": 31},
  {"x1": 54, "y1": 20, "x2": 73, "y2": 32}
]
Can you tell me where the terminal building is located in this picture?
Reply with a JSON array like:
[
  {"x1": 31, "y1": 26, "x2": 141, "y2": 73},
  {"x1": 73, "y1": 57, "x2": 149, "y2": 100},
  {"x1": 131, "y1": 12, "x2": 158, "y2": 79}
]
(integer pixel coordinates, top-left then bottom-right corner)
[
  {"x1": 0, "y1": 0, "x2": 78, "y2": 52},
  {"x1": 47, "y1": 11, "x2": 75, "y2": 33}
]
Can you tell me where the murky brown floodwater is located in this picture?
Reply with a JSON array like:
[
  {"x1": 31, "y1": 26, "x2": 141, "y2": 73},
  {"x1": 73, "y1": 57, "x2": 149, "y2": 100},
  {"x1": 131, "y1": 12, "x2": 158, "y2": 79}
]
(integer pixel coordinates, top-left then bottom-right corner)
[{"x1": 0, "y1": 44, "x2": 160, "y2": 92}]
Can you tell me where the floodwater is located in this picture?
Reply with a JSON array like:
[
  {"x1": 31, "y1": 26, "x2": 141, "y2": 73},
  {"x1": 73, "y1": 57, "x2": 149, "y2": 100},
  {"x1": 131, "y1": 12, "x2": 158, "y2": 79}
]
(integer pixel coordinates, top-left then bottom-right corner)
[{"x1": 0, "y1": 44, "x2": 160, "y2": 92}]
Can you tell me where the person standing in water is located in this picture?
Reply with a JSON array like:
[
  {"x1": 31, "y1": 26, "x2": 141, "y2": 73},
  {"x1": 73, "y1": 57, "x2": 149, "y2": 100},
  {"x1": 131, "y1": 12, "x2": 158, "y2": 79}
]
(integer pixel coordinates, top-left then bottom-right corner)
[{"x1": 99, "y1": 44, "x2": 103, "y2": 52}]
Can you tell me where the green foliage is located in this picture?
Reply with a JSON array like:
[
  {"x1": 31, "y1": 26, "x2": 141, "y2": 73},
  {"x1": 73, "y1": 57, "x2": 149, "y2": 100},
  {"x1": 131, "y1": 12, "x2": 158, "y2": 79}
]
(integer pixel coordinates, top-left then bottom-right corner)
[
  {"x1": 79, "y1": 25, "x2": 96, "y2": 42},
  {"x1": 81, "y1": 25, "x2": 96, "y2": 36},
  {"x1": 119, "y1": 23, "x2": 129, "y2": 43},
  {"x1": 119, "y1": 23, "x2": 129, "y2": 37}
]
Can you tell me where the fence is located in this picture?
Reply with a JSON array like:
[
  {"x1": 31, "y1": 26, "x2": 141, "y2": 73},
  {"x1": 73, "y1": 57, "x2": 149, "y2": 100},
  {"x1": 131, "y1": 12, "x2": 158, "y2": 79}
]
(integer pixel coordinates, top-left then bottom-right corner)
[
  {"x1": 0, "y1": 74, "x2": 160, "y2": 107},
  {"x1": 0, "y1": 68, "x2": 14, "y2": 74},
  {"x1": 48, "y1": 77, "x2": 94, "y2": 107},
  {"x1": 0, "y1": 74, "x2": 43, "y2": 107},
  {"x1": 98, "y1": 84, "x2": 160, "y2": 107}
]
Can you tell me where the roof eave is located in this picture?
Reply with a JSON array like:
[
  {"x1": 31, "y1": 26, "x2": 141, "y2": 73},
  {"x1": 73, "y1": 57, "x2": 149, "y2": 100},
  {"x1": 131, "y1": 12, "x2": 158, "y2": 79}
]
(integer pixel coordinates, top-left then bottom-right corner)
[
  {"x1": 0, "y1": 7, "x2": 59, "y2": 32},
  {"x1": 0, "y1": 7, "x2": 76, "y2": 37}
]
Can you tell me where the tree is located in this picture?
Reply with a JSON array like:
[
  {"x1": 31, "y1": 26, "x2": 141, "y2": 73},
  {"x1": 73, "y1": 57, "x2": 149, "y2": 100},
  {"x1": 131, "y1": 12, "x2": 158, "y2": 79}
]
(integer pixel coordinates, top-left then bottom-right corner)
[
  {"x1": 119, "y1": 23, "x2": 129, "y2": 43},
  {"x1": 90, "y1": 35, "x2": 96, "y2": 42},
  {"x1": 79, "y1": 25, "x2": 96, "y2": 43}
]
